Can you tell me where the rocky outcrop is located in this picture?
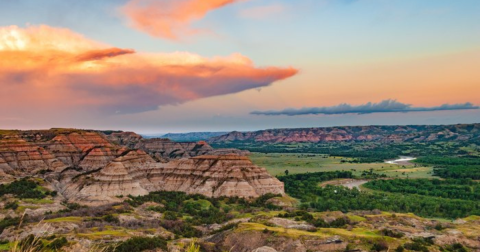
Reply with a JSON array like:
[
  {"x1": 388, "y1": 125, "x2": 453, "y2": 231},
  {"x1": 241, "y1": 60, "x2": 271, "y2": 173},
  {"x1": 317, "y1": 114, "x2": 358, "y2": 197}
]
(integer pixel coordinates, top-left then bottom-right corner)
[
  {"x1": 134, "y1": 139, "x2": 215, "y2": 162},
  {"x1": 45, "y1": 132, "x2": 116, "y2": 169},
  {"x1": 104, "y1": 131, "x2": 143, "y2": 149},
  {"x1": 1, "y1": 129, "x2": 283, "y2": 204},
  {"x1": 146, "y1": 155, "x2": 284, "y2": 198},
  {"x1": 209, "y1": 124, "x2": 480, "y2": 143},
  {"x1": 0, "y1": 137, "x2": 67, "y2": 175},
  {"x1": 252, "y1": 247, "x2": 278, "y2": 252},
  {"x1": 64, "y1": 153, "x2": 284, "y2": 204},
  {"x1": 105, "y1": 131, "x2": 248, "y2": 162},
  {"x1": 62, "y1": 150, "x2": 154, "y2": 204}
]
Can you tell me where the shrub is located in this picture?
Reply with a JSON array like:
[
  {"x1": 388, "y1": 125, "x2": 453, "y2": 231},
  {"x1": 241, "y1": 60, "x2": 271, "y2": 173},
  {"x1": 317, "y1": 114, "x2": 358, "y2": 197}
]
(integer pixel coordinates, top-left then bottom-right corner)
[
  {"x1": 371, "y1": 241, "x2": 389, "y2": 251},
  {"x1": 111, "y1": 236, "x2": 167, "y2": 252},
  {"x1": 381, "y1": 229, "x2": 405, "y2": 238},
  {"x1": 0, "y1": 178, "x2": 48, "y2": 199},
  {"x1": 102, "y1": 214, "x2": 119, "y2": 223},
  {"x1": 0, "y1": 217, "x2": 21, "y2": 234},
  {"x1": 4, "y1": 201, "x2": 19, "y2": 210}
]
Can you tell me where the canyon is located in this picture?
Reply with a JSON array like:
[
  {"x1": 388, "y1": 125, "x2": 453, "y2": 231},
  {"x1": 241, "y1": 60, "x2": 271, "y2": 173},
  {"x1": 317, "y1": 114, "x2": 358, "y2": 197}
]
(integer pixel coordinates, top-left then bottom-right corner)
[{"x1": 0, "y1": 129, "x2": 283, "y2": 205}]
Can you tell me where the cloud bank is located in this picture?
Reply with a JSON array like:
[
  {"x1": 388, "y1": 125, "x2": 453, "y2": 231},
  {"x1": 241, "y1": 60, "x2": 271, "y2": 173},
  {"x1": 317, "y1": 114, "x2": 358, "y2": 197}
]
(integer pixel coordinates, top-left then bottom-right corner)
[
  {"x1": 251, "y1": 99, "x2": 479, "y2": 116},
  {"x1": 0, "y1": 25, "x2": 297, "y2": 115},
  {"x1": 121, "y1": 0, "x2": 240, "y2": 40}
]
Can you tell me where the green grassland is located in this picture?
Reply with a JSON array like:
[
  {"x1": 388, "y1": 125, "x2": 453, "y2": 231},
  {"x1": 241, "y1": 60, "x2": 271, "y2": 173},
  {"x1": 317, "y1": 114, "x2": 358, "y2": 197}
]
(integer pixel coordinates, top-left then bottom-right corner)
[{"x1": 250, "y1": 153, "x2": 435, "y2": 179}]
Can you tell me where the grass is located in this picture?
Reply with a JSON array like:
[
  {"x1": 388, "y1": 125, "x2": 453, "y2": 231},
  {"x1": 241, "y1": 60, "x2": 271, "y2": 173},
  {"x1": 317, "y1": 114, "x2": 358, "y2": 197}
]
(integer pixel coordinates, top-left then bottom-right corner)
[
  {"x1": 44, "y1": 217, "x2": 83, "y2": 223},
  {"x1": 318, "y1": 227, "x2": 381, "y2": 238},
  {"x1": 250, "y1": 153, "x2": 435, "y2": 179},
  {"x1": 463, "y1": 215, "x2": 480, "y2": 221},
  {"x1": 184, "y1": 199, "x2": 212, "y2": 209},
  {"x1": 77, "y1": 230, "x2": 131, "y2": 240},
  {"x1": 237, "y1": 222, "x2": 390, "y2": 241},
  {"x1": 21, "y1": 199, "x2": 54, "y2": 205},
  {"x1": 237, "y1": 210, "x2": 285, "y2": 219},
  {"x1": 236, "y1": 222, "x2": 328, "y2": 239},
  {"x1": 0, "y1": 243, "x2": 11, "y2": 251},
  {"x1": 346, "y1": 214, "x2": 367, "y2": 222}
]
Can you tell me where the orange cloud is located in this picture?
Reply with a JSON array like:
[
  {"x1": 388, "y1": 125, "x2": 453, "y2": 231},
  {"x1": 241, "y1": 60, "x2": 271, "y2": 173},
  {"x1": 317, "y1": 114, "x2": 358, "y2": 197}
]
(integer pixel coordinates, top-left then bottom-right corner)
[
  {"x1": 0, "y1": 25, "x2": 297, "y2": 115},
  {"x1": 121, "y1": 0, "x2": 240, "y2": 40}
]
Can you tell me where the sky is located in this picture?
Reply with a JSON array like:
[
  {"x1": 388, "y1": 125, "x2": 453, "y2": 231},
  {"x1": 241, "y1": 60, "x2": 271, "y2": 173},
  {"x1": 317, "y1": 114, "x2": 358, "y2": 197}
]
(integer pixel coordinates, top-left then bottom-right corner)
[{"x1": 0, "y1": 0, "x2": 479, "y2": 134}]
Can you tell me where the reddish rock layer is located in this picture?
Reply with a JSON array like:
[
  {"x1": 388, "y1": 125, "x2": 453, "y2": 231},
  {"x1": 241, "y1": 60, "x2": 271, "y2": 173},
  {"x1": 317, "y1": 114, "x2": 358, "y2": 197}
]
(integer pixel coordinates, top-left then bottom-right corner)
[
  {"x1": 0, "y1": 138, "x2": 67, "y2": 174},
  {"x1": 1, "y1": 129, "x2": 284, "y2": 205},
  {"x1": 210, "y1": 124, "x2": 480, "y2": 143}
]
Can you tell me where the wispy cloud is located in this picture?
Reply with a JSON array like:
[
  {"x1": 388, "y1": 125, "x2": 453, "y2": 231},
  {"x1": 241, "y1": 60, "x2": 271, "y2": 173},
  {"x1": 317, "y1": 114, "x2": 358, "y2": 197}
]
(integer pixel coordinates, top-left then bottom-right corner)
[
  {"x1": 121, "y1": 0, "x2": 241, "y2": 40},
  {"x1": 251, "y1": 99, "x2": 479, "y2": 116},
  {"x1": 0, "y1": 25, "x2": 297, "y2": 115}
]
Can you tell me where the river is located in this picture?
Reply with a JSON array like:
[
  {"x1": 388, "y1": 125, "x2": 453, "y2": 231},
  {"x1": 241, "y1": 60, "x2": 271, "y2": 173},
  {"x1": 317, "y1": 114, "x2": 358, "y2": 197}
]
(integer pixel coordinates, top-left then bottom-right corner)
[{"x1": 385, "y1": 156, "x2": 416, "y2": 165}]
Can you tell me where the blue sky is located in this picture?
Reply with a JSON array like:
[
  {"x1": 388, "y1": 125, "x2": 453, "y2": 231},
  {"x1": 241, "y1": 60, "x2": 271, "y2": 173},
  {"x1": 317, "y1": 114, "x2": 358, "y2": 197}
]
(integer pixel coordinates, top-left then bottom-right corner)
[{"x1": 0, "y1": 0, "x2": 479, "y2": 133}]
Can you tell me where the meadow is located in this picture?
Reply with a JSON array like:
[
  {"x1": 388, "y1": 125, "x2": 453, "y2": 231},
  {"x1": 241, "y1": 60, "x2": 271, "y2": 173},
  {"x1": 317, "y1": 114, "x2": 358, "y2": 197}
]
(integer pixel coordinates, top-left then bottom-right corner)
[{"x1": 250, "y1": 153, "x2": 435, "y2": 179}]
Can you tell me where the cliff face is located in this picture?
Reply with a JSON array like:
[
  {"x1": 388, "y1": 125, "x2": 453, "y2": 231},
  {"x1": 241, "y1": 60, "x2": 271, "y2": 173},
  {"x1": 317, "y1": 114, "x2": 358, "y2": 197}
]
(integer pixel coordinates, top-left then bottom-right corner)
[
  {"x1": 105, "y1": 131, "x2": 249, "y2": 162},
  {"x1": 0, "y1": 129, "x2": 282, "y2": 205},
  {"x1": 134, "y1": 139, "x2": 215, "y2": 161},
  {"x1": 0, "y1": 138, "x2": 67, "y2": 175},
  {"x1": 146, "y1": 155, "x2": 284, "y2": 198},
  {"x1": 209, "y1": 124, "x2": 480, "y2": 144},
  {"x1": 46, "y1": 132, "x2": 118, "y2": 170},
  {"x1": 64, "y1": 153, "x2": 284, "y2": 204}
]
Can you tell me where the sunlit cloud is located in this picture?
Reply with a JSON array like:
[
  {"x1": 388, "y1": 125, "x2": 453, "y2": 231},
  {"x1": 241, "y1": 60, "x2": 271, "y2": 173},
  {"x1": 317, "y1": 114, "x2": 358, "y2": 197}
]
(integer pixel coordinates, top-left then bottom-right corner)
[
  {"x1": 251, "y1": 99, "x2": 479, "y2": 116},
  {"x1": 0, "y1": 25, "x2": 297, "y2": 115},
  {"x1": 121, "y1": 0, "x2": 241, "y2": 40}
]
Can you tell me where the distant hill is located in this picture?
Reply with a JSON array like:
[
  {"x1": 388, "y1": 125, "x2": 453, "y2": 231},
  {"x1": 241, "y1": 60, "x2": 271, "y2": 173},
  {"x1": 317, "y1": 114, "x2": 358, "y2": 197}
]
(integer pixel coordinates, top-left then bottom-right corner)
[
  {"x1": 162, "y1": 131, "x2": 228, "y2": 142},
  {"x1": 209, "y1": 124, "x2": 480, "y2": 144}
]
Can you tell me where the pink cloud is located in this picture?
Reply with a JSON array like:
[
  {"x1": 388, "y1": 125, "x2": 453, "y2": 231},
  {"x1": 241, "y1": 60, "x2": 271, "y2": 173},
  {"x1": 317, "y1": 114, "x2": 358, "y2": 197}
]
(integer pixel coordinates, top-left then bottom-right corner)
[
  {"x1": 0, "y1": 25, "x2": 297, "y2": 115},
  {"x1": 121, "y1": 0, "x2": 241, "y2": 40}
]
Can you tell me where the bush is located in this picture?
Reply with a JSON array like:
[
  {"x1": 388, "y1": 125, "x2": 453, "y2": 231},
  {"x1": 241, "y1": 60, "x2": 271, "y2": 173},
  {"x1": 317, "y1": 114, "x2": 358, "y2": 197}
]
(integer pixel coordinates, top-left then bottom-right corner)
[
  {"x1": 163, "y1": 211, "x2": 179, "y2": 221},
  {"x1": 103, "y1": 214, "x2": 119, "y2": 223},
  {"x1": 404, "y1": 241, "x2": 429, "y2": 252},
  {"x1": 111, "y1": 236, "x2": 167, "y2": 252},
  {"x1": 381, "y1": 229, "x2": 405, "y2": 238},
  {"x1": 4, "y1": 201, "x2": 19, "y2": 210},
  {"x1": 371, "y1": 241, "x2": 389, "y2": 251},
  {"x1": 0, "y1": 217, "x2": 21, "y2": 234},
  {"x1": 0, "y1": 178, "x2": 48, "y2": 199},
  {"x1": 441, "y1": 243, "x2": 468, "y2": 252}
]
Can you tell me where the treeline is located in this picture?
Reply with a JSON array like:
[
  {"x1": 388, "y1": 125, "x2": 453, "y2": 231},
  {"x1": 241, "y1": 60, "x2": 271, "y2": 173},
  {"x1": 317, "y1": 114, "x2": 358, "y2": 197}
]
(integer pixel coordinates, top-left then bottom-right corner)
[
  {"x1": 416, "y1": 156, "x2": 480, "y2": 166},
  {"x1": 279, "y1": 171, "x2": 480, "y2": 219},
  {"x1": 364, "y1": 179, "x2": 480, "y2": 201},
  {"x1": 307, "y1": 185, "x2": 480, "y2": 219},
  {"x1": 212, "y1": 142, "x2": 401, "y2": 162},
  {"x1": 416, "y1": 156, "x2": 480, "y2": 179},
  {"x1": 213, "y1": 140, "x2": 471, "y2": 163},
  {"x1": 278, "y1": 171, "x2": 354, "y2": 201}
]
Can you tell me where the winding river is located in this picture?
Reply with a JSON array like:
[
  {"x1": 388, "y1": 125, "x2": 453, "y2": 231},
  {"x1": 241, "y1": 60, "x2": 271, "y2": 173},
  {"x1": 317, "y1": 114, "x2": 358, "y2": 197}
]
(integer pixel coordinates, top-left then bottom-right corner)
[{"x1": 385, "y1": 156, "x2": 416, "y2": 164}]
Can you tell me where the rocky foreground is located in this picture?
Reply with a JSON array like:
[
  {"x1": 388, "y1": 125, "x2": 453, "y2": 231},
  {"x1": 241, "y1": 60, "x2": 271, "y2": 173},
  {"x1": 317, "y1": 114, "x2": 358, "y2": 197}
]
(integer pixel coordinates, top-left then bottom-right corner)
[{"x1": 0, "y1": 129, "x2": 283, "y2": 205}]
